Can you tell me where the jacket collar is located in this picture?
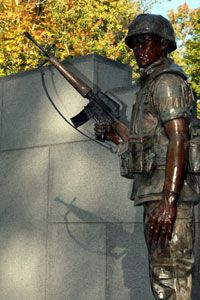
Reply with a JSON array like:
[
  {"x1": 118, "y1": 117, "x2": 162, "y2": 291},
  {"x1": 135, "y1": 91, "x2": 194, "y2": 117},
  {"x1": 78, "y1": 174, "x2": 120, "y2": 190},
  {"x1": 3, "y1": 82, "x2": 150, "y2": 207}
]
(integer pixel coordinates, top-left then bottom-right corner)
[{"x1": 140, "y1": 56, "x2": 172, "y2": 82}]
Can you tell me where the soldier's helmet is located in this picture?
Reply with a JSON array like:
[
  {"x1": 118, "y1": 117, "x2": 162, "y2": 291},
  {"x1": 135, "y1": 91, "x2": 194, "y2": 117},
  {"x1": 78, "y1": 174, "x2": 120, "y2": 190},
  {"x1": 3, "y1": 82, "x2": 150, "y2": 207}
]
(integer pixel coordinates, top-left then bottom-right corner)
[{"x1": 125, "y1": 14, "x2": 177, "y2": 53}]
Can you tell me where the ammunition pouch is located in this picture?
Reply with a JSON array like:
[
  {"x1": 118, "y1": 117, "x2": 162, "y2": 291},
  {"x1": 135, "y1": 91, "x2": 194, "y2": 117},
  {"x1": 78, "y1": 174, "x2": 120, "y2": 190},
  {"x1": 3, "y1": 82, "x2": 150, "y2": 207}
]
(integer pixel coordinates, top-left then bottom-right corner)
[
  {"x1": 118, "y1": 135, "x2": 156, "y2": 178},
  {"x1": 188, "y1": 137, "x2": 200, "y2": 174}
]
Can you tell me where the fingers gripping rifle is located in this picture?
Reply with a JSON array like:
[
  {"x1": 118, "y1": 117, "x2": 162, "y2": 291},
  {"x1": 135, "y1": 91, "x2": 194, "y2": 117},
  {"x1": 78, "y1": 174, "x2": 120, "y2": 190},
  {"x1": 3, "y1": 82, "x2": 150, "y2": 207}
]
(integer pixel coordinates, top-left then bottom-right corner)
[{"x1": 24, "y1": 32, "x2": 122, "y2": 142}]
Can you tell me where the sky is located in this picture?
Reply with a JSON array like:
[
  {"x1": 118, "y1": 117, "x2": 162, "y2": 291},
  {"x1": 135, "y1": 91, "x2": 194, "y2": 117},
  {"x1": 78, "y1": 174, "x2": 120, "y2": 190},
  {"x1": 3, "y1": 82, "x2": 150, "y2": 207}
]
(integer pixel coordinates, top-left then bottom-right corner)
[{"x1": 150, "y1": 0, "x2": 199, "y2": 17}]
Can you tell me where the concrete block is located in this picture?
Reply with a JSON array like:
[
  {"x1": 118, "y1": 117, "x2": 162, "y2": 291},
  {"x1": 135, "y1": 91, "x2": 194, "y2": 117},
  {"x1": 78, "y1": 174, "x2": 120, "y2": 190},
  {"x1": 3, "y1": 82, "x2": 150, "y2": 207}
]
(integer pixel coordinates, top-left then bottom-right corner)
[
  {"x1": 0, "y1": 148, "x2": 49, "y2": 300},
  {"x1": 61, "y1": 54, "x2": 132, "y2": 92},
  {"x1": 106, "y1": 223, "x2": 154, "y2": 300},
  {"x1": 48, "y1": 141, "x2": 143, "y2": 223},
  {"x1": 92, "y1": 54, "x2": 132, "y2": 92},
  {"x1": 0, "y1": 54, "x2": 132, "y2": 151},
  {"x1": 108, "y1": 84, "x2": 139, "y2": 127},
  {"x1": 46, "y1": 223, "x2": 106, "y2": 300},
  {"x1": 1, "y1": 69, "x2": 86, "y2": 151}
]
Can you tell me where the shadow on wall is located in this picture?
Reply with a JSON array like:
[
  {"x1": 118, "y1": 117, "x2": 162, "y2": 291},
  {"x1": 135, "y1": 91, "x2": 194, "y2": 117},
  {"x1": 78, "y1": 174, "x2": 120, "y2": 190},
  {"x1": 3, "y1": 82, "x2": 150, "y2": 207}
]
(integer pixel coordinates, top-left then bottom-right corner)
[
  {"x1": 55, "y1": 197, "x2": 154, "y2": 300},
  {"x1": 55, "y1": 197, "x2": 200, "y2": 300}
]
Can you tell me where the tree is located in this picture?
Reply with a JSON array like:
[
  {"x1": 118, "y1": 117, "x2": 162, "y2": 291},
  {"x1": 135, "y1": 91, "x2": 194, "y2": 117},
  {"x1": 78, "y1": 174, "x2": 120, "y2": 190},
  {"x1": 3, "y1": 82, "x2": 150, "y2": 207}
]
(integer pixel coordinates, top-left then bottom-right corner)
[
  {"x1": 0, "y1": 0, "x2": 144, "y2": 77},
  {"x1": 168, "y1": 3, "x2": 200, "y2": 97}
]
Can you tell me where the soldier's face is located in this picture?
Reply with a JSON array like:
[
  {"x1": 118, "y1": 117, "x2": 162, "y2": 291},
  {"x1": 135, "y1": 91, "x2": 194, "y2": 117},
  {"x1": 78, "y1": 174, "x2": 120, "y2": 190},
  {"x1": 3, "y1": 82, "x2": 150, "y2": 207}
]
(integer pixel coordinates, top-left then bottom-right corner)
[{"x1": 129, "y1": 34, "x2": 166, "y2": 68}]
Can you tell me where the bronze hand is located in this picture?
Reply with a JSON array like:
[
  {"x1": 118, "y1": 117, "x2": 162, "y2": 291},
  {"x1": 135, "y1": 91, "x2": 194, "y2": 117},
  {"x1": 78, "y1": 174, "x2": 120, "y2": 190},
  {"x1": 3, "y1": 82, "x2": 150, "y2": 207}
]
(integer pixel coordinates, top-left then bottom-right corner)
[
  {"x1": 94, "y1": 121, "x2": 130, "y2": 145},
  {"x1": 148, "y1": 193, "x2": 177, "y2": 248}
]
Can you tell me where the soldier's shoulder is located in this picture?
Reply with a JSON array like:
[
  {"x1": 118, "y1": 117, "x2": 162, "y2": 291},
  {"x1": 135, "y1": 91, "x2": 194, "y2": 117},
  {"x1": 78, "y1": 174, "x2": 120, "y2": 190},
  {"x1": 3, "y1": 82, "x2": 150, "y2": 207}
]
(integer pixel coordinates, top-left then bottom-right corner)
[
  {"x1": 153, "y1": 60, "x2": 187, "y2": 84},
  {"x1": 153, "y1": 71, "x2": 188, "y2": 102},
  {"x1": 154, "y1": 72, "x2": 187, "y2": 87}
]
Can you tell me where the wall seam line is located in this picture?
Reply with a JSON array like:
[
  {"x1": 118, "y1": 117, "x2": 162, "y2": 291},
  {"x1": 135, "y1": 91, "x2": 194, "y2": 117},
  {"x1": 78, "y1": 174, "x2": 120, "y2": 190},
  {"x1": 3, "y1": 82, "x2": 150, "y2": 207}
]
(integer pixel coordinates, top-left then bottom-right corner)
[
  {"x1": 44, "y1": 146, "x2": 51, "y2": 300},
  {"x1": 0, "y1": 139, "x2": 92, "y2": 153},
  {"x1": 105, "y1": 223, "x2": 108, "y2": 300}
]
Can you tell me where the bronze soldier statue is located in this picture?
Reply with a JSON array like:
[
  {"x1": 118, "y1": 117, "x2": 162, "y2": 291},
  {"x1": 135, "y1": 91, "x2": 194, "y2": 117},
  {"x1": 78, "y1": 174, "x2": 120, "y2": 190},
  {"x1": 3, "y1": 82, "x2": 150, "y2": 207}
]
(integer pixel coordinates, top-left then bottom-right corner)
[{"x1": 95, "y1": 14, "x2": 199, "y2": 300}]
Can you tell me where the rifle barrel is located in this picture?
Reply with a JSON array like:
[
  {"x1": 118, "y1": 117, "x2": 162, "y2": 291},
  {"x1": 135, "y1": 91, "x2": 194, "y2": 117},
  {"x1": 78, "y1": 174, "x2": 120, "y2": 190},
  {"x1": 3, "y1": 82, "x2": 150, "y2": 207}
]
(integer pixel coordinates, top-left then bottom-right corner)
[
  {"x1": 24, "y1": 32, "x2": 50, "y2": 58},
  {"x1": 24, "y1": 32, "x2": 92, "y2": 97}
]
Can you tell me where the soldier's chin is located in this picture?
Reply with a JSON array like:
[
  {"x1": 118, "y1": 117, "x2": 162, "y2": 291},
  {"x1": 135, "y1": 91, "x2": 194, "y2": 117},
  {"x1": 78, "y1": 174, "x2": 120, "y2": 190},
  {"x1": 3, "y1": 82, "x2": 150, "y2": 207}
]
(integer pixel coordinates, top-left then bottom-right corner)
[{"x1": 136, "y1": 58, "x2": 150, "y2": 68}]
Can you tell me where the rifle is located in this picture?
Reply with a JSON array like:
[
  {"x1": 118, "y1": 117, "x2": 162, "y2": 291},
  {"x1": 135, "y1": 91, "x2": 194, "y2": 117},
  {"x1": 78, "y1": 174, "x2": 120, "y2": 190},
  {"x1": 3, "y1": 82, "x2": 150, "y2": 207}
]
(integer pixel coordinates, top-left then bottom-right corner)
[{"x1": 24, "y1": 32, "x2": 126, "y2": 142}]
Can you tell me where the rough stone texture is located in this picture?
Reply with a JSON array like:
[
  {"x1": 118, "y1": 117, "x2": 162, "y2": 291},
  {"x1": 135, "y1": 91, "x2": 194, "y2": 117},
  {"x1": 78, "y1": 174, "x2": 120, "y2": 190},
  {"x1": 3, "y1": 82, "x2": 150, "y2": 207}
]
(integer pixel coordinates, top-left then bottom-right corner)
[
  {"x1": 108, "y1": 85, "x2": 139, "y2": 127},
  {"x1": 106, "y1": 223, "x2": 154, "y2": 300},
  {"x1": 0, "y1": 148, "x2": 48, "y2": 300},
  {"x1": 46, "y1": 223, "x2": 106, "y2": 300},
  {"x1": 0, "y1": 67, "x2": 85, "y2": 150},
  {"x1": 48, "y1": 141, "x2": 141, "y2": 224}
]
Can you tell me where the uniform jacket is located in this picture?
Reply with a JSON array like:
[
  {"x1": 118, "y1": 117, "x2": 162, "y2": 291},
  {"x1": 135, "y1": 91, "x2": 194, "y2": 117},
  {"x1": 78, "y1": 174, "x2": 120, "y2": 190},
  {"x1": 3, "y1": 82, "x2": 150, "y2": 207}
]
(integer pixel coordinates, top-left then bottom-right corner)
[{"x1": 129, "y1": 56, "x2": 199, "y2": 205}]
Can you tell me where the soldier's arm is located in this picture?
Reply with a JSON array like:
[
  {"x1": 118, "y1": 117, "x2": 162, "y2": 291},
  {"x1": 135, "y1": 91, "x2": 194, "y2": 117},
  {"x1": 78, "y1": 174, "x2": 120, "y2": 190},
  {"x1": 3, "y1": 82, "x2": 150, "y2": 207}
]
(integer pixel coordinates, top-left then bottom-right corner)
[
  {"x1": 148, "y1": 117, "x2": 189, "y2": 247},
  {"x1": 148, "y1": 73, "x2": 191, "y2": 247},
  {"x1": 163, "y1": 117, "x2": 189, "y2": 197}
]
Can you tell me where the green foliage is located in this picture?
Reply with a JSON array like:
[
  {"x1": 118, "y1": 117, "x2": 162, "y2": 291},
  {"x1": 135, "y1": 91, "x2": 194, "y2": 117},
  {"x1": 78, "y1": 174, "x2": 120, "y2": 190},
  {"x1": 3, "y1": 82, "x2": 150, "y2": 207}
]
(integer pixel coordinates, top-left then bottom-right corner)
[
  {"x1": 0, "y1": 0, "x2": 142, "y2": 77},
  {"x1": 3, "y1": 0, "x2": 198, "y2": 94},
  {"x1": 168, "y1": 3, "x2": 200, "y2": 98}
]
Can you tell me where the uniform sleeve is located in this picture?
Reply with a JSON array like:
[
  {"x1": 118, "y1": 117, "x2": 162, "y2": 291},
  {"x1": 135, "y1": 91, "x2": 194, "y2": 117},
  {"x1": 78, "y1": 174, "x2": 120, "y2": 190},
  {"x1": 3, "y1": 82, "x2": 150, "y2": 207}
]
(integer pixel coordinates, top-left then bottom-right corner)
[{"x1": 152, "y1": 73, "x2": 192, "y2": 123}]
